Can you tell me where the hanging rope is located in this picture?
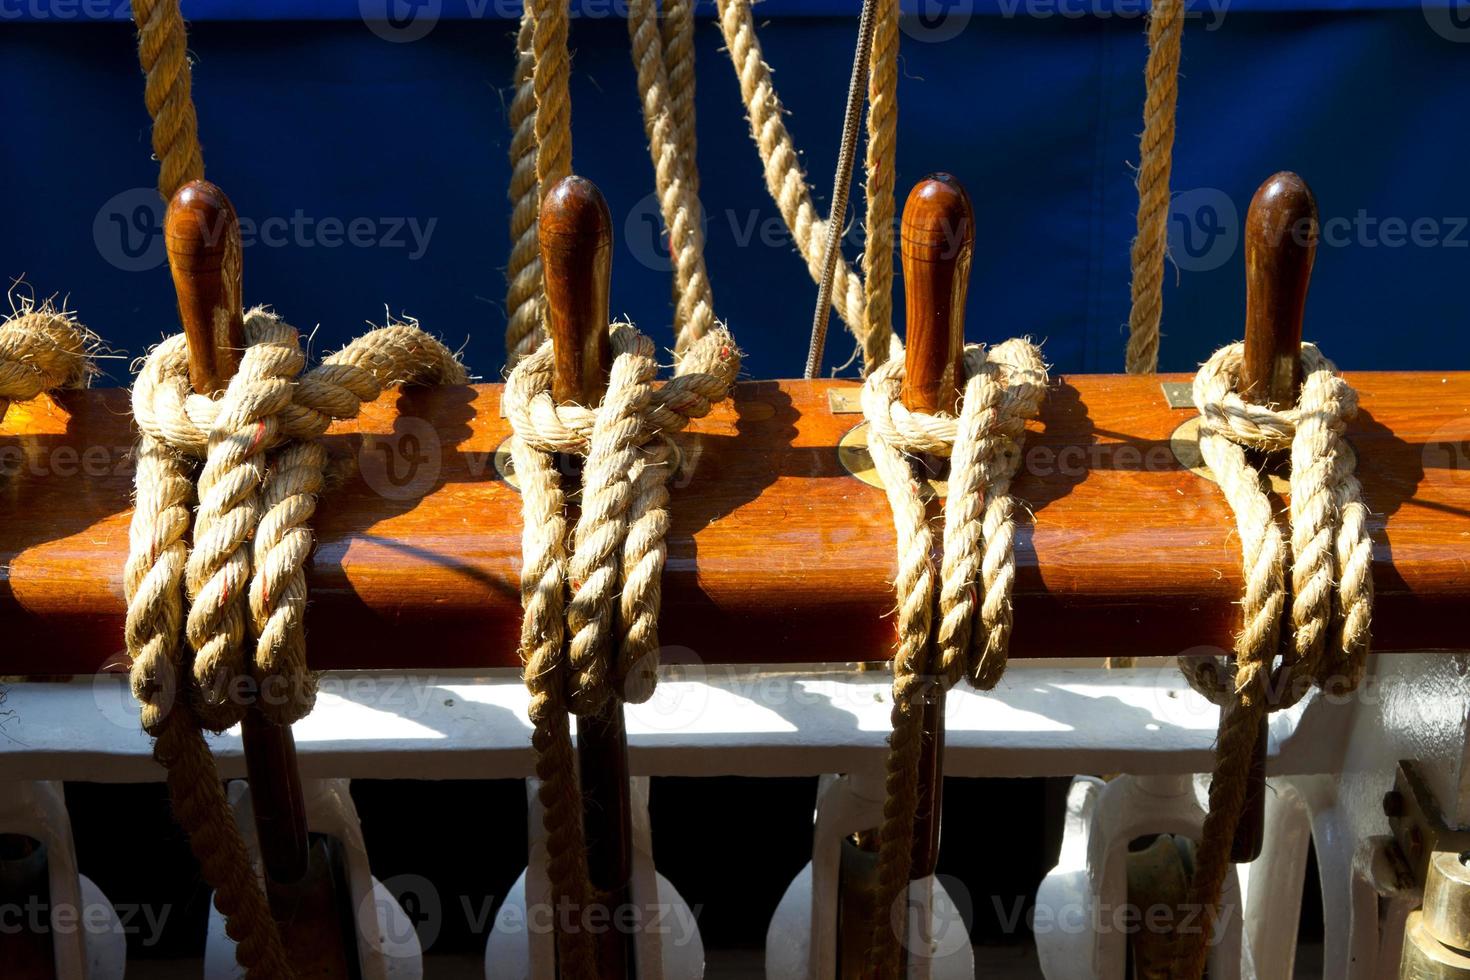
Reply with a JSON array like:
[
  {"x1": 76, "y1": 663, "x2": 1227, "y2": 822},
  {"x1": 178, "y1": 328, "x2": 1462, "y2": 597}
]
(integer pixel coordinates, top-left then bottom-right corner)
[
  {"x1": 507, "y1": 10, "x2": 545, "y2": 364},
  {"x1": 1124, "y1": 0, "x2": 1183, "y2": 375},
  {"x1": 130, "y1": 0, "x2": 205, "y2": 200},
  {"x1": 127, "y1": 312, "x2": 465, "y2": 977},
  {"x1": 628, "y1": 0, "x2": 717, "y2": 355},
  {"x1": 716, "y1": 0, "x2": 890, "y2": 371},
  {"x1": 860, "y1": 338, "x2": 1048, "y2": 975},
  {"x1": 505, "y1": 324, "x2": 739, "y2": 978},
  {"x1": 862, "y1": 0, "x2": 899, "y2": 374},
  {"x1": 1169, "y1": 341, "x2": 1371, "y2": 978}
]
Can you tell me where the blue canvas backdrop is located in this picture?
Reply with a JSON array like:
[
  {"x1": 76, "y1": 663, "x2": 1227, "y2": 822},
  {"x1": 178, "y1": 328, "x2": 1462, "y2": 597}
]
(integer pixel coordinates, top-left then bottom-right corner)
[{"x1": 2, "y1": 3, "x2": 1466, "y2": 382}]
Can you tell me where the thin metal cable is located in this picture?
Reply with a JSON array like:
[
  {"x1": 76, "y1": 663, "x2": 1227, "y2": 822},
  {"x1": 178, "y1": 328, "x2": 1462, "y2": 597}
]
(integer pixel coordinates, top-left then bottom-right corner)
[{"x1": 804, "y1": 0, "x2": 879, "y2": 379}]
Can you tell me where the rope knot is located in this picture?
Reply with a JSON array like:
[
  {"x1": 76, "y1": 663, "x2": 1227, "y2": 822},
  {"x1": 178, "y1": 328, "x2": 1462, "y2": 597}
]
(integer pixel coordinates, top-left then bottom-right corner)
[
  {"x1": 506, "y1": 321, "x2": 740, "y2": 719},
  {"x1": 860, "y1": 336, "x2": 1045, "y2": 970},
  {"x1": 128, "y1": 309, "x2": 466, "y2": 731},
  {"x1": 1173, "y1": 339, "x2": 1373, "y2": 977}
]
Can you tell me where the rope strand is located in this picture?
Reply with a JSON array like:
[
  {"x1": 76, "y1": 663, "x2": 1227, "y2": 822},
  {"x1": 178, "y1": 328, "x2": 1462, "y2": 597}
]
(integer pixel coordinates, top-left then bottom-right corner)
[
  {"x1": 1124, "y1": 0, "x2": 1183, "y2": 375},
  {"x1": 861, "y1": 339, "x2": 1048, "y2": 973},
  {"x1": 1172, "y1": 342, "x2": 1372, "y2": 978}
]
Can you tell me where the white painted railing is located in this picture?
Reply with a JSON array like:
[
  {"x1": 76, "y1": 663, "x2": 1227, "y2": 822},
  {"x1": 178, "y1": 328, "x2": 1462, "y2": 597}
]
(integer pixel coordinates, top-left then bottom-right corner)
[{"x1": 2, "y1": 654, "x2": 1464, "y2": 977}]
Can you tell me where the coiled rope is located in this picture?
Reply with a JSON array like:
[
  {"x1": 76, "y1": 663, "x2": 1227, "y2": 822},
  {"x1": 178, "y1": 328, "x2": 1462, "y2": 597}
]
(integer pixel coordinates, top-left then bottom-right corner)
[
  {"x1": 861, "y1": 338, "x2": 1048, "y2": 975},
  {"x1": 1169, "y1": 342, "x2": 1371, "y2": 978},
  {"x1": 1124, "y1": 0, "x2": 1183, "y2": 375},
  {"x1": 127, "y1": 312, "x2": 465, "y2": 977},
  {"x1": 505, "y1": 324, "x2": 739, "y2": 977}
]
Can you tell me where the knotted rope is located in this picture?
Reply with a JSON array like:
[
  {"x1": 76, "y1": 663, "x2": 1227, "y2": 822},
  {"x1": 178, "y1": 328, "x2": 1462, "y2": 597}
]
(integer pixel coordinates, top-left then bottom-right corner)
[
  {"x1": 1170, "y1": 341, "x2": 1371, "y2": 978},
  {"x1": 505, "y1": 323, "x2": 739, "y2": 978},
  {"x1": 861, "y1": 338, "x2": 1048, "y2": 975},
  {"x1": 0, "y1": 302, "x2": 94, "y2": 420},
  {"x1": 126, "y1": 310, "x2": 465, "y2": 977},
  {"x1": 1124, "y1": 0, "x2": 1183, "y2": 375},
  {"x1": 717, "y1": 0, "x2": 893, "y2": 372}
]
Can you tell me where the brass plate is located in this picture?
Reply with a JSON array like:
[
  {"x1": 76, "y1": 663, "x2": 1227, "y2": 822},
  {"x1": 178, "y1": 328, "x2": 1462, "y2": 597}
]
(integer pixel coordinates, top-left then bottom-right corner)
[
  {"x1": 827, "y1": 388, "x2": 863, "y2": 414},
  {"x1": 837, "y1": 421, "x2": 948, "y2": 496},
  {"x1": 1160, "y1": 381, "x2": 1195, "y2": 410},
  {"x1": 493, "y1": 436, "x2": 518, "y2": 490}
]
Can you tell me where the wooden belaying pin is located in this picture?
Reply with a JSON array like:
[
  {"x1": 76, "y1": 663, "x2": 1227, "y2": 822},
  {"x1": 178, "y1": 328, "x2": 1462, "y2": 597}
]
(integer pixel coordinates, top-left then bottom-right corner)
[
  {"x1": 540, "y1": 174, "x2": 636, "y2": 980},
  {"x1": 1242, "y1": 172, "x2": 1317, "y2": 409},
  {"x1": 901, "y1": 175, "x2": 973, "y2": 417},
  {"x1": 165, "y1": 180, "x2": 245, "y2": 395},
  {"x1": 1228, "y1": 171, "x2": 1318, "y2": 864},
  {"x1": 541, "y1": 176, "x2": 613, "y2": 406},
  {"x1": 902, "y1": 174, "x2": 974, "y2": 886},
  {"x1": 167, "y1": 178, "x2": 313, "y2": 890},
  {"x1": 168, "y1": 180, "x2": 357, "y2": 975}
]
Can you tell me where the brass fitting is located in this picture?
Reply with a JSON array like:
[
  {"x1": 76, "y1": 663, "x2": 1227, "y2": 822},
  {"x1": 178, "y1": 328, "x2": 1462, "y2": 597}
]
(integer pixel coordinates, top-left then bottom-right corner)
[{"x1": 1402, "y1": 851, "x2": 1470, "y2": 978}]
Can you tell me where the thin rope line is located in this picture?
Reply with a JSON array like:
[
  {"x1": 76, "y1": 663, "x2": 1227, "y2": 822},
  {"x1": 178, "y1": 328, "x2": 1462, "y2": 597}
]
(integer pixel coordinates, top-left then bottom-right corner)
[{"x1": 804, "y1": 0, "x2": 879, "y2": 380}]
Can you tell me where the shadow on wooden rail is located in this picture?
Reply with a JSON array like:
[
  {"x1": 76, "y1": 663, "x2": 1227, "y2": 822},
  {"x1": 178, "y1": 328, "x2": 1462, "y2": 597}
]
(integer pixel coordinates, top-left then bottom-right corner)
[{"x1": 0, "y1": 368, "x2": 1464, "y2": 675}]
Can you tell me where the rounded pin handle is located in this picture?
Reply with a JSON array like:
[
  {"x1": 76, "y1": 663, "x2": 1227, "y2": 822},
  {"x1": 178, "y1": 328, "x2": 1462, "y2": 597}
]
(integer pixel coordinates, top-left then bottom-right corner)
[
  {"x1": 540, "y1": 175, "x2": 613, "y2": 406},
  {"x1": 1241, "y1": 171, "x2": 1317, "y2": 409},
  {"x1": 901, "y1": 174, "x2": 973, "y2": 414},
  {"x1": 165, "y1": 179, "x2": 245, "y2": 396}
]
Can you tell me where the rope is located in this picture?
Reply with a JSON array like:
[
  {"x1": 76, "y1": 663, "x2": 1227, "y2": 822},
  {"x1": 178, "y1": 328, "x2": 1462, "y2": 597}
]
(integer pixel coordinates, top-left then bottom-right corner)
[
  {"x1": 716, "y1": 0, "x2": 885, "y2": 370},
  {"x1": 628, "y1": 0, "x2": 718, "y2": 356},
  {"x1": 0, "y1": 303, "x2": 94, "y2": 421},
  {"x1": 505, "y1": 323, "x2": 739, "y2": 978},
  {"x1": 860, "y1": 338, "x2": 1048, "y2": 975},
  {"x1": 130, "y1": 0, "x2": 205, "y2": 200},
  {"x1": 1169, "y1": 341, "x2": 1372, "y2": 978},
  {"x1": 804, "y1": 0, "x2": 879, "y2": 380},
  {"x1": 661, "y1": 0, "x2": 699, "y2": 337},
  {"x1": 127, "y1": 310, "x2": 465, "y2": 977},
  {"x1": 1124, "y1": 0, "x2": 1183, "y2": 375},
  {"x1": 862, "y1": 0, "x2": 899, "y2": 376},
  {"x1": 506, "y1": 9, "x2": 545, "y2": 364}
]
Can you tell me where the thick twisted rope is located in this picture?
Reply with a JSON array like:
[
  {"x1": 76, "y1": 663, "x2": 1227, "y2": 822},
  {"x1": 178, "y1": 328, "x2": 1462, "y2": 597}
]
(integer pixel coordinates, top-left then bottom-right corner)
[
  {"x1": 1124, "y1": 0, "x2": 1183, "y2": 375},
  {"x1": 127, "y1": 310, "x2": 464, "y2": 977},
  {"x1": 860, "y1": 338, "x2": 1047, "y2": 974},
  {"x1": 1170, "y1": 342, "x2": 1372, "y2": 978},
  {"x1": 130, "y1": 0, "x2": 205, "y2": 201},
  {"x1": 506, "y1": 323, "x2": 738, "y2": 978},
  {"x1": 628, "y1": 0, "x2": 717, "y2": 355},
  {"x1": 716, "y1": 0, "x2": 884, "y2": 369},
  {"x1": 0, "y1": 303, "x2": 94, "y2": 420},
  {"x1": 506, "y1": 0, "x2": 573, "y2": 363},
  {"x1": 862, "y1": 0, "x2": 899, "y2": 375},
  {"x1": 506, "y1": 10, "x2": 545, "y2": 364}
]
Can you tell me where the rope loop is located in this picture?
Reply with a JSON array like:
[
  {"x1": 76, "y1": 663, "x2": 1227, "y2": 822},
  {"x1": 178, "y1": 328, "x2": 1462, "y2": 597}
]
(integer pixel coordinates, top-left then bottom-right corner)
[
  {"x1": 505, "y1": 320, "x2": 738, "y2": 977},
  {"x1": 861, "y1": 336, "x2": 1046, "y2": 973},
  {"x1": 1172, "y1": 340, "x2": 1372, "y2": 979}
]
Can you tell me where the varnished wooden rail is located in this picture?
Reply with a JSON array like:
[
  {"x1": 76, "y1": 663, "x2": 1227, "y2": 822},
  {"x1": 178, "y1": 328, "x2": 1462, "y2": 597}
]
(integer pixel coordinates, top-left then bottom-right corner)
[{"x1": 1, "y1": 365, "x2": 1465, "y2": 674}]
